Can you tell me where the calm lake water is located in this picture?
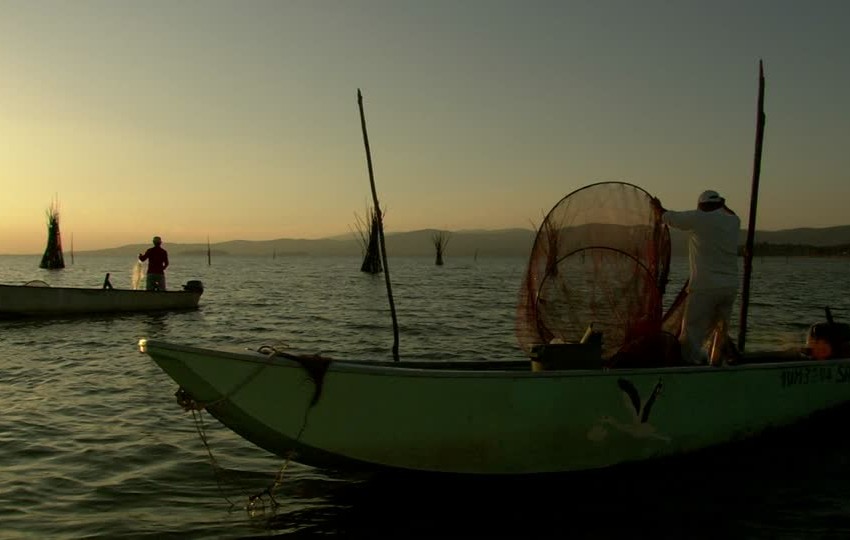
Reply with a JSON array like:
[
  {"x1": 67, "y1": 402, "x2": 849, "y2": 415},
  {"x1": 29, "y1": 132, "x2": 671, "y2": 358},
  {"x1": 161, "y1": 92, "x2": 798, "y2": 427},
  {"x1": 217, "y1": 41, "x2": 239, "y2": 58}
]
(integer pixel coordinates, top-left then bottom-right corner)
[{"x1": 1, "y1": 253, "x2": 850, "y2": 539}]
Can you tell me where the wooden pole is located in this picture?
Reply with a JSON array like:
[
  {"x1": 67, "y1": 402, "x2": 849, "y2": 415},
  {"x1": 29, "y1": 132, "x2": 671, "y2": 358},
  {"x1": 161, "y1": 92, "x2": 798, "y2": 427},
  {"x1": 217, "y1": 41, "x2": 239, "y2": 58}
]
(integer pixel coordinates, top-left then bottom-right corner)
[
  {"x1": 207, "y1": 235, "x2": 211, "y2": 266},
  {"x1": 737, "y1": 60, "x2": 766, "y2": 353},
  {"x1": 357, "y1": 89, "x2": 400, "y2": 361}
]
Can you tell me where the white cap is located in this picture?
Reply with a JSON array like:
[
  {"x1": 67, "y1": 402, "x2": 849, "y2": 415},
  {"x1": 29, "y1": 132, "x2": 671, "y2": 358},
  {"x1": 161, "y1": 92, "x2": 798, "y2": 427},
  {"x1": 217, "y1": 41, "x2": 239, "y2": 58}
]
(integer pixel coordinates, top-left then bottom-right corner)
[{"x1": 698, "y1": 190, "x2": 724, "y2": 205}]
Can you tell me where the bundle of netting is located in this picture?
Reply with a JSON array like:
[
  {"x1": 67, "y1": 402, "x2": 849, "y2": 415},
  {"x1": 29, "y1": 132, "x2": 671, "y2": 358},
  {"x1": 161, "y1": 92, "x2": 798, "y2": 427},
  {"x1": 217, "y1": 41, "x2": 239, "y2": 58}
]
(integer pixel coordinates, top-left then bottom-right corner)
[
  {"x1": 516, "y1": 181, "x2": 676, "y2": 366},
  {"x1": 356, "y1": 206, "x2": 382, "y2": 274},
  {"x1": 39, "y1": 201, "x2": 65, "y2": 270}
]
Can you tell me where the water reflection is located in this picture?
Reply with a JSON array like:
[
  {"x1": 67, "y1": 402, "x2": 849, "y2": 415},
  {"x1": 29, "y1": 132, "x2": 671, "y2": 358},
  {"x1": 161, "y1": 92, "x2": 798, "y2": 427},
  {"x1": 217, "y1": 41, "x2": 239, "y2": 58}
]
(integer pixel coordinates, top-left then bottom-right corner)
[{"x1": 141, "y1": 312, "x2": 170, "y2": 337}]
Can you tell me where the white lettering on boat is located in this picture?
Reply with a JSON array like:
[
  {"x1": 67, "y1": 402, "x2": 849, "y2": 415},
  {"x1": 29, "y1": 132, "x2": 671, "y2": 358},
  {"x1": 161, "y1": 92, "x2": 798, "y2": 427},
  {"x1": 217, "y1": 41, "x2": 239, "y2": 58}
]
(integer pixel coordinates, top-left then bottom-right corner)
[
  {"x1": 837, "y1": 365, "x2": 850, "y2": 383},
  {"x1": 780, "y1": 365, "x2": 838, "y2": 387}
]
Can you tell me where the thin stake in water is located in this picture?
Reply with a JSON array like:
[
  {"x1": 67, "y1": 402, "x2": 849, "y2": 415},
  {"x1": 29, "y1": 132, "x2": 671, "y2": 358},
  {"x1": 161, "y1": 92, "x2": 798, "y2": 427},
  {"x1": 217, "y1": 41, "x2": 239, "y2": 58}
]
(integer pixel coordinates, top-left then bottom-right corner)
[
  {"x1": 738, "y1": 59, "x2": 767, "y2": 353},
  {"x1": 357, "y1": 89, "x2": 400, "y2": 361}
]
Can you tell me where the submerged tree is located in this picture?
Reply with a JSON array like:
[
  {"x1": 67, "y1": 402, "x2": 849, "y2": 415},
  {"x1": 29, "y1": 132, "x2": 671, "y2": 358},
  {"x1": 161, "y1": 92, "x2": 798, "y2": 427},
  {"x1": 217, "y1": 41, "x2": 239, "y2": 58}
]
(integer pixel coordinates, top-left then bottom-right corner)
[
  {"x1": 432, "y1": 230, "x2": 451, "y2": 266},
  {"x1": 354, "y1": 206, "x2": 382, "y2": 274},
  {"x1": 39, "y1": 199, "x2": 65, "y2": 269}
]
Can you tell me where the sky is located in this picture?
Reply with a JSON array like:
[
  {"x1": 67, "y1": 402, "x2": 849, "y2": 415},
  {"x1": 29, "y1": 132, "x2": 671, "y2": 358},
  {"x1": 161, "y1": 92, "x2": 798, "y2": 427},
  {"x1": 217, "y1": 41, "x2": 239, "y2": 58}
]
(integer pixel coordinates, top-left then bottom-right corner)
[{"x1": 1, "y1": 0, "x2": 848, "y2": 254}]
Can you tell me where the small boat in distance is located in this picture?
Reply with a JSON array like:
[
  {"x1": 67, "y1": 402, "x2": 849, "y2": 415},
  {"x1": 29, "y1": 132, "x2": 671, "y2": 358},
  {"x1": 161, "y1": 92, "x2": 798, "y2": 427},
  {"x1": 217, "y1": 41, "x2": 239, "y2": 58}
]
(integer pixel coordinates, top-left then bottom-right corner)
[{"x1": 0, "y1": 279, "x2": 204, "y2": 318}]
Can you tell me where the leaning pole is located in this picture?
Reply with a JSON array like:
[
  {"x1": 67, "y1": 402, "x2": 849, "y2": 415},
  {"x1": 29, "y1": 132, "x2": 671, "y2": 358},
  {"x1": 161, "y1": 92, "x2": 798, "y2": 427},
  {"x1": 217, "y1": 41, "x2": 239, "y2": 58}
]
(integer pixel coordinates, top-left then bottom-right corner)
[
  {"x1": 737, "y1": 59, "x2": 767, "y2": 353},
  {"x1": 357, "y1": 89, "x2": 400, "y2": 362}
]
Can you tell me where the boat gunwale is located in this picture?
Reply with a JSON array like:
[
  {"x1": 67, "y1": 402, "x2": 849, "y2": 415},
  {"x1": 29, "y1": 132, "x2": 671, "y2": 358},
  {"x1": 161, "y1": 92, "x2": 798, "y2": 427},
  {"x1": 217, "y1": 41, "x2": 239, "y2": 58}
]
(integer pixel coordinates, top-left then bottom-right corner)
[
  {"x1": 0, "y1": 283, "x2": 201, "y2": 296},
  {"x1": 142, "y1": 339, "x2": 847, "y2": 379},
  {"x1": 0, "y1": 284, "x2": 203, "y2": 318}
]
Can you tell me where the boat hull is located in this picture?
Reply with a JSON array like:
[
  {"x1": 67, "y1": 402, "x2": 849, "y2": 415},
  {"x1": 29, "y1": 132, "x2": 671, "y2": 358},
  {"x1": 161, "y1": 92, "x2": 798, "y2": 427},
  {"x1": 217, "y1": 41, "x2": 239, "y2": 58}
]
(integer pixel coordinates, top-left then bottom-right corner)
[
  {"x1": 141, "y1": 340, "x2": 850, "y2": 475},
  {"x1": 0, "y1": 284, "x2": 202, "y2": 317}
]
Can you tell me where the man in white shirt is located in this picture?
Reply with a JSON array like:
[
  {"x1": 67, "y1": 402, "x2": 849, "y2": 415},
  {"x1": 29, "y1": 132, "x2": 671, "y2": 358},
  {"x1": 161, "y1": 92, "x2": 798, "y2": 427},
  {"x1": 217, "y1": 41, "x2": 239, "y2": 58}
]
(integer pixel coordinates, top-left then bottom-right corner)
[{"x1": 653, "y1": 190, "x2": 741, "y2": 365}]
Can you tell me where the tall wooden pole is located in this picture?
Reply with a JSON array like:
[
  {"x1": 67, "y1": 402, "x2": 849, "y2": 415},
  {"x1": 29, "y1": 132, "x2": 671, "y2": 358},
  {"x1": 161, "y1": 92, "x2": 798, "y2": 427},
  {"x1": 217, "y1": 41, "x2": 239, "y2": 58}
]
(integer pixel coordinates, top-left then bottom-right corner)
[
  {"x1": 737, "y1": 60, "x2": 766, "y2": 353},
  {"x1": 357, "y1": 89, "x2": 400, "y2": 361}
]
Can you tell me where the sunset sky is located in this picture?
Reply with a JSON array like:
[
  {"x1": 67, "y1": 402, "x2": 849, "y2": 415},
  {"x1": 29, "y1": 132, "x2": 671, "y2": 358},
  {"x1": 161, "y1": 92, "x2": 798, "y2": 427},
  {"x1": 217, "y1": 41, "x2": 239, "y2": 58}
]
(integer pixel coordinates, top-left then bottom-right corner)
[{"x1": 1, "y1": 0, "x2": 848, "y2": 254}]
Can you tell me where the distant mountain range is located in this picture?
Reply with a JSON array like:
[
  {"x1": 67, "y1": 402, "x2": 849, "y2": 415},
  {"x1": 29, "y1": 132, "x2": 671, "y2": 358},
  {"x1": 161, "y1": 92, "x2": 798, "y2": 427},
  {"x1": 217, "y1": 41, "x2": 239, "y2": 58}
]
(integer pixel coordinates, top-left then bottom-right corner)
[{"x1": 70, "y1": 225, "x2": 850, "y2": 258}]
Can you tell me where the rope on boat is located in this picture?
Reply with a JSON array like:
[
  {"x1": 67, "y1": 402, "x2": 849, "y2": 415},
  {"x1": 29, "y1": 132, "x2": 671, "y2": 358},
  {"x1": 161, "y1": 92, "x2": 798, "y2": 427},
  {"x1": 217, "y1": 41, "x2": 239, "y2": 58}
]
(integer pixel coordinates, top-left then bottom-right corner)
[
  {"x1": 243, "y1": 381, "x2": 316, "y2": 512},
  {"x1": 248, "y1": 394, "x2": 315, "y2": 510},
  {"x1": 176, "y1": 343, "x2": 331, "y2": 412},
  {"x1": 256, "y1": 344, "x2": 333, "y2": 406},
  {"x1": 174, "y1": 341, "x2": 331, "y2": 411},
  {"x1": 175, "y1": 345, "x2": 286, "y2": 413},
  {"x1": 247, "y1": 450, "x2": 297, "y2": 514},
  {"x1": 178, "y1": 402, "x2": 246, "y2": 511},
  {"x1": 177, "y1": 399, "x2": 297, "y2": 515},
  {"x1": 172, "y1": 342, "x2": 322, "y2": 516}
]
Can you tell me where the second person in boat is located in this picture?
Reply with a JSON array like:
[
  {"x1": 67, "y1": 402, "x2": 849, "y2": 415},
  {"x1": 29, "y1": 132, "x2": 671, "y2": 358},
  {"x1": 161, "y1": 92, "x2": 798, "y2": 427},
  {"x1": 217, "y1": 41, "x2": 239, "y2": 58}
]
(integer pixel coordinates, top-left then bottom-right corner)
[{"x1": 652, "y1": 190, "x2": 740, "y2": 366}]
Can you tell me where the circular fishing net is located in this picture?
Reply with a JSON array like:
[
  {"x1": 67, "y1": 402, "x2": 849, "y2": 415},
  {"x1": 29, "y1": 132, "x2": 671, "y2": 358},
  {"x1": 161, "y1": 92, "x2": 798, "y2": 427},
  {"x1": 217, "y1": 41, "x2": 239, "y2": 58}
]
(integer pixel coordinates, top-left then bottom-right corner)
[{"x1": 517, "y1": 181, "x2": 678, "y2": 364}]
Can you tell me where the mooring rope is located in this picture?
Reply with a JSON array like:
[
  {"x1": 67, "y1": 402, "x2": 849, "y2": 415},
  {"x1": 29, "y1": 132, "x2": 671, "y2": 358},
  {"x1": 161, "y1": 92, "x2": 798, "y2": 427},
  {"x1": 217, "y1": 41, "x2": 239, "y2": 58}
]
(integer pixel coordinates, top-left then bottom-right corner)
[
  {"x1": 189, "y1": 407, "x2": 246, "y2": 510},
  {"x1": 174, "y1": 342, "x2": 323, "y2": 515},
  {"x1": 179, "y1": 343, "x2": 287, "y2": 413}
]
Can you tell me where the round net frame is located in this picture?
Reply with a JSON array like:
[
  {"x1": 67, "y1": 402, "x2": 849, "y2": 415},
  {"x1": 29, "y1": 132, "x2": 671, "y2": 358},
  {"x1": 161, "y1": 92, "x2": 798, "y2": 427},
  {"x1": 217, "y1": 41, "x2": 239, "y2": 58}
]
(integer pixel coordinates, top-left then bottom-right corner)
[{"x1": 517, "y1": 181, "x2": 672, "y2": 360}]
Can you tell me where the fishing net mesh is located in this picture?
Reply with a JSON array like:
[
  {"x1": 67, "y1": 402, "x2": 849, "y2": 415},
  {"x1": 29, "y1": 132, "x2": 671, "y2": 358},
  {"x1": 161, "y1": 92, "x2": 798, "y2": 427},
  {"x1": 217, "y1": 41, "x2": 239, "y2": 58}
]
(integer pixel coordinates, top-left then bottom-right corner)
[{"x1": 517, "y1": 182, "x2": 684, "y2": 365}]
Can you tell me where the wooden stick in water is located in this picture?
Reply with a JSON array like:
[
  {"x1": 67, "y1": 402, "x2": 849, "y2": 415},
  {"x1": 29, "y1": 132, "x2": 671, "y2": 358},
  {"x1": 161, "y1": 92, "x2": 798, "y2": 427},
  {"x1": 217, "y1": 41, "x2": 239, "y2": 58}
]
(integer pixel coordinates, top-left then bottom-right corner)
[
  {"x1": 357, "y1": 89, "x2": 400, "y2": 362},
  {"x1": 738, "y1": 59, "x2": 767, "y2": 353}
]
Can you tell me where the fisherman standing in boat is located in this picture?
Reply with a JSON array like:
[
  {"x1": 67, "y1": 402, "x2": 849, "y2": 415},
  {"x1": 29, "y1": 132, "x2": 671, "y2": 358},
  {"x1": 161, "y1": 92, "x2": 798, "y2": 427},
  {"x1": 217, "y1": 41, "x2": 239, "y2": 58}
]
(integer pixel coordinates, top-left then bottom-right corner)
[
  {"x1": 138, "y1": 236, "x2": 169, "y2": 291},
  {"x1": 652, "y1": 191, "x2": 740, "y2": 365}
]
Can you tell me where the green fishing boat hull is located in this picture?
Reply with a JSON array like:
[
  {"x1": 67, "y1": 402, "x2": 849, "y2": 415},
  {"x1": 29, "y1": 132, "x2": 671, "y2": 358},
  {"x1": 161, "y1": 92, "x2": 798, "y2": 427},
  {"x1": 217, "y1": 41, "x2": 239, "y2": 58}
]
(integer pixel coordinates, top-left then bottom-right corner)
[{"x1": 141, "y1": 339, "x2": 850, "y2": 475}]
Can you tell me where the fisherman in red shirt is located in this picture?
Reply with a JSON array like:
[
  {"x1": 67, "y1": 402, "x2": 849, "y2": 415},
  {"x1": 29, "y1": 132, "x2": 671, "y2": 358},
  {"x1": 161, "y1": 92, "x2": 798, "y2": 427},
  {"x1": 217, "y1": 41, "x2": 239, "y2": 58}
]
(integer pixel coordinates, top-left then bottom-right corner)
[{"x1": 138, "y1": 236, "x2": 169, "y2": 291}]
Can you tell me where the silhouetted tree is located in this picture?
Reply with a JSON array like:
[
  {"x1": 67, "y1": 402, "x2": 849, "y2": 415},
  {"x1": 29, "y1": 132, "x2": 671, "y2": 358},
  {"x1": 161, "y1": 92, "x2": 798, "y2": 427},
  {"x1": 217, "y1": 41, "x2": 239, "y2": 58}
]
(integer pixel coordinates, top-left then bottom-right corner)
[{"x1": 432, "y1": 231, "x2": 451, "y2": 266}]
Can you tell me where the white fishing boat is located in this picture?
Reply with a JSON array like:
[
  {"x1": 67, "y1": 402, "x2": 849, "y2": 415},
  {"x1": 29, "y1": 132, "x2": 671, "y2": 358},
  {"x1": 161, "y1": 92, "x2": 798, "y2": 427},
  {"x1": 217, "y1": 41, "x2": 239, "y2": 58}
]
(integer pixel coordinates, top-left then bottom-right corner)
[{"x1": 0, "y1": 279, "x2": 204, "y2": 318}]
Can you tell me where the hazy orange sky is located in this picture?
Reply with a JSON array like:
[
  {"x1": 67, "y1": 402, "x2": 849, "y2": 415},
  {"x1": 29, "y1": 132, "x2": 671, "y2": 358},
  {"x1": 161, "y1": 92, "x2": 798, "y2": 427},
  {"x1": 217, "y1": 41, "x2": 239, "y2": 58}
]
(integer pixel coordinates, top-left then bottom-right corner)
[{"x1": 1, "y1": 1, "x2": 848, "y2": 254}]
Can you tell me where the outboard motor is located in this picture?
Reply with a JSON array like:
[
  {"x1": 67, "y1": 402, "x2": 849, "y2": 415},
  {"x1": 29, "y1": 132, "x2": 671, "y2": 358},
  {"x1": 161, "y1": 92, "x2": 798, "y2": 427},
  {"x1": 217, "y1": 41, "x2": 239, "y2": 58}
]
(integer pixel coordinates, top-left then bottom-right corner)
[
  {"x1": 806, "y1": 307, "x2": 850, "y2": 360},
  {"x1": 182, "y1": 280, "x2": 204, "y2": 293}
]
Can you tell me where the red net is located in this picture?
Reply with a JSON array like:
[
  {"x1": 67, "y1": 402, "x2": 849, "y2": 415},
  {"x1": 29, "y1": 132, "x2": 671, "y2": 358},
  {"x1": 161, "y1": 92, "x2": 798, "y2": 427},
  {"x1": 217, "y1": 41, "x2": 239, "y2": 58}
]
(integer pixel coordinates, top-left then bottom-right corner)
[{"x1": 517, "y1": 182, "x2": 680, "y2": 365}]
